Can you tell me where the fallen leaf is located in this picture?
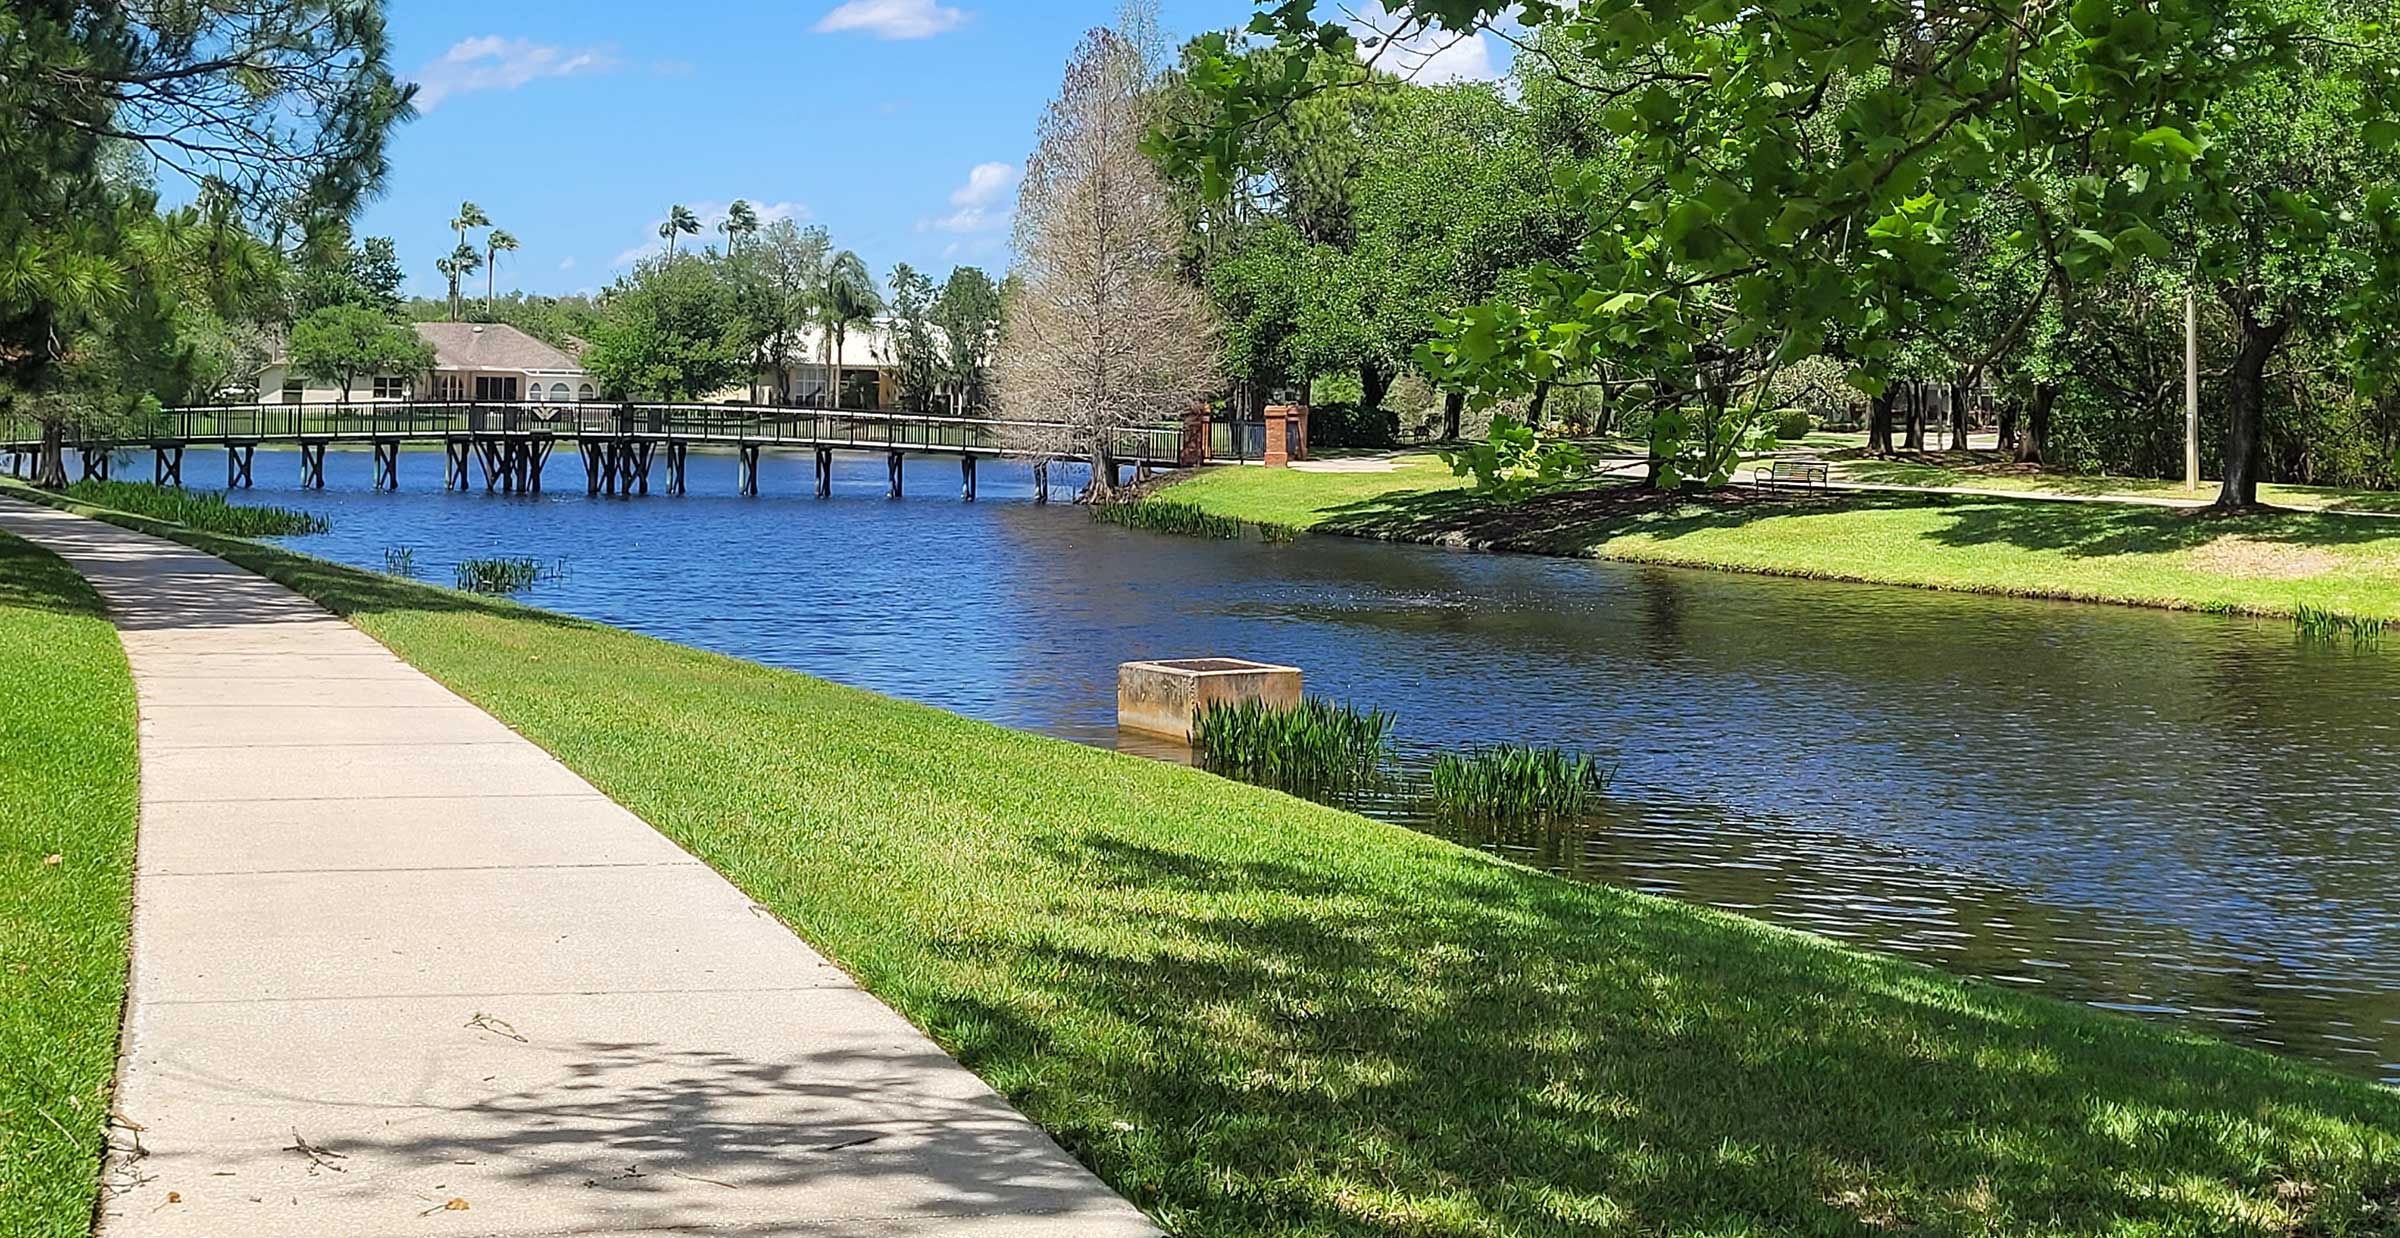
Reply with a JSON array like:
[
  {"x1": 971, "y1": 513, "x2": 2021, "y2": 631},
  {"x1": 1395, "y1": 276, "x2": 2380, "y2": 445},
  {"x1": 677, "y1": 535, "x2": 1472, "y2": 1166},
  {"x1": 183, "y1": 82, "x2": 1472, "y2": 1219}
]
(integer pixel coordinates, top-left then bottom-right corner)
[
  {"x1": 445, "y1": 1198, "x2": 470, "y2": 1211},
  {"x1": 165, "y1": 1191, "x2": 180, "y2": 1203},
  {"x1": 43, "y1": 854, "x2": 61, "y2": 866}
]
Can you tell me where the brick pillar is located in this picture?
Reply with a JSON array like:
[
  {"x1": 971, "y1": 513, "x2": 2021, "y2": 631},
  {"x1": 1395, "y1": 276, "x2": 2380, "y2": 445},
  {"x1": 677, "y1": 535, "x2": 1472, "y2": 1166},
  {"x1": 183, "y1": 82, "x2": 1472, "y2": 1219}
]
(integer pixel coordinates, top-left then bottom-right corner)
[
  {"x1": 1289, "y1": 404, "x2": 1310, "y2": 462},
  {"x1": 1262, "y1": 405, "x2": 1290, "y2": 467},
  {"x1": 1180, "y1": 403, "x2": 1208, "y2": 467}
]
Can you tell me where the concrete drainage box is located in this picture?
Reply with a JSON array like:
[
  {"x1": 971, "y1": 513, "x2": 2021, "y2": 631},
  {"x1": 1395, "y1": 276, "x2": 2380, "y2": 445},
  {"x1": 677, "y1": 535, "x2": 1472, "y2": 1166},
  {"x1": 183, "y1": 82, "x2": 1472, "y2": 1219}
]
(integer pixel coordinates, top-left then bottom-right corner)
[{"x1": 1117, "y1": 658, "x2": 1303, "y2": 742}]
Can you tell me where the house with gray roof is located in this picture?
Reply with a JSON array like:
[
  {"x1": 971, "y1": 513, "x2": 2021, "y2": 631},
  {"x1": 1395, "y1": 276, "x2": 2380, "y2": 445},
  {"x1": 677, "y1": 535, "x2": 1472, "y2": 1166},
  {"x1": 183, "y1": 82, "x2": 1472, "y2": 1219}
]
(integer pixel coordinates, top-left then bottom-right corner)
[{"x1": 259, "y1": 322, "x2": 599, "y2": 405}]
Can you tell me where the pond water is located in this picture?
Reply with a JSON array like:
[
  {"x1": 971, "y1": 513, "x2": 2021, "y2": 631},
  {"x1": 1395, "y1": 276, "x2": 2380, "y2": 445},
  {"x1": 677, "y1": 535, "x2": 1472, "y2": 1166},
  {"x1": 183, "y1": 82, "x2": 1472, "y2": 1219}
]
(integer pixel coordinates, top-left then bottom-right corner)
[{"x1": 183, "y1": 444, "x2": 2400, "y2": 1084}]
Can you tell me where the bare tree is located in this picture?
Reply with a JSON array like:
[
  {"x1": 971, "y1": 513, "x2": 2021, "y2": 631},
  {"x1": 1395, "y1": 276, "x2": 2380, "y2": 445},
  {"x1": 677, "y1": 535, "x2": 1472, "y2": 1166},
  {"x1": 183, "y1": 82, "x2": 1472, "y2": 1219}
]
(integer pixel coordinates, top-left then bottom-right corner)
[{"x1": 997, "y1": 27, "x2": 1216, "y2": 501}]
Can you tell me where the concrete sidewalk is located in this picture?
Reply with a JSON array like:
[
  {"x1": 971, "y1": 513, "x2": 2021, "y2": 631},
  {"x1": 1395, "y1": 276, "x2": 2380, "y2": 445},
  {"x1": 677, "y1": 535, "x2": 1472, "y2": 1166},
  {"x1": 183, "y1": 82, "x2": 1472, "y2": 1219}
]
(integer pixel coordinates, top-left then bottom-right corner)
[{"x1": 0, "y1": 500, "x2": 1156, "y2": 1237}]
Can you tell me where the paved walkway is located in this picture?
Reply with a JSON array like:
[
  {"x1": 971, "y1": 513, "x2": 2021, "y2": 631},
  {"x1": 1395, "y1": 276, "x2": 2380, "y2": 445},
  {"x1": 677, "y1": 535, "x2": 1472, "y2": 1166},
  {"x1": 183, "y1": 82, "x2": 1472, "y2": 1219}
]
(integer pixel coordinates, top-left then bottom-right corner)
[{"x1": 0, "y1": 500, "x2": 1156, "y2": 1237}]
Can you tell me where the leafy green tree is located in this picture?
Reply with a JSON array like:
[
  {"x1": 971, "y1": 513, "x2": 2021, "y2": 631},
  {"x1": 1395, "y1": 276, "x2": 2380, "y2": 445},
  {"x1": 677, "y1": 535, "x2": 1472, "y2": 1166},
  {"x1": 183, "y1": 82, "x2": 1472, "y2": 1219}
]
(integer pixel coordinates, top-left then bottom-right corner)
[
  {"x1": 583, "y1": 254, "x2": 741, "y2": 400},
  {"x1": 883, "y1": 263, "x2": 942, "y2": 412},
  {"x1": 933, "y1": 266, "x2": 1003, "y2": 415},
  {"x1": 659, "y1": 204, "x2": 700, "y2": 259},
  {"x1": 287, "y1": 305, "x2": 433, "y2": 400},
  {"x1": 355, "y1": 237, "x2": 406, "y2": 314},
  {"x1": 724, "y1": 220, "x2": 829, "y2": 404},
  {"x1": 0, "y1": 0, "x2": 409, "y2": 485}
]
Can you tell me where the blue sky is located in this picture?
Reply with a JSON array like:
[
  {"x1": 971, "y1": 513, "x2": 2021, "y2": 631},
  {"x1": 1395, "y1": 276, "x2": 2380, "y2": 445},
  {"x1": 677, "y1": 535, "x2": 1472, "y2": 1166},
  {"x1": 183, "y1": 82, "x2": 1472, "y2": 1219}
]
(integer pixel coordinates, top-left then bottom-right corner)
[{"x1": 361, "y1": 1, "x2": 1506, "y2": 301}]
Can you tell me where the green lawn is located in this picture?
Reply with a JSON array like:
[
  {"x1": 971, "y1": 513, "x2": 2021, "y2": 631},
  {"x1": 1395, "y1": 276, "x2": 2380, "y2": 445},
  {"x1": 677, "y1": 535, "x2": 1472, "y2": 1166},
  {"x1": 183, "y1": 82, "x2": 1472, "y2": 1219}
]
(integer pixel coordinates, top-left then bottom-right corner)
[
  {"x1": 10, "y1": 482, "x2": 2399, "y2": 1235},
  {"x1": 1829, "y1": 450, "x2": 2400, "y2": 513},
  {"x1": 1165, "y1": 461, "x2": 2400, "y2": 620},
  {"x1": 0, "y1": 531, "x2": 138, "y2": 1238}
]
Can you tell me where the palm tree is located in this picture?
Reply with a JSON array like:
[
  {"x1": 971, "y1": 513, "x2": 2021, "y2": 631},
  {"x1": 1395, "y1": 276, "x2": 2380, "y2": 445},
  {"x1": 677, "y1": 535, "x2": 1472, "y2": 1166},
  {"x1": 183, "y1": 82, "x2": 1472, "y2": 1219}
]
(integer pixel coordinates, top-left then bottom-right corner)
[
  {"x1": 819, "y1": 249, "x2": 883, "y2": 409},
  {"x1": 719, "y1": 199, "x2": 759, "y2": 254},
  {"x1": 450, "y1": 200, "x2": 488, "y2": 253},
  {"x1": 439, "y1": 243, "x2": 483, "y2": 322},
  {"x1": 659, "y1": 204, "x2": 700, "y2": 258},
  {"x1": 484, "y1": 228, "x2": 517, "y2": 314}
]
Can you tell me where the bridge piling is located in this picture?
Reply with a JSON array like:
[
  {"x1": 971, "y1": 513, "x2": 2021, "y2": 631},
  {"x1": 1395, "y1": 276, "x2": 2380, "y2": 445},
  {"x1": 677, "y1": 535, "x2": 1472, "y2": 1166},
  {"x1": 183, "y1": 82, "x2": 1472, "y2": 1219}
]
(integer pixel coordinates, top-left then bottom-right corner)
[
  {"x1": 79, "y1": 448, "x2": 110, "y2": 483},
  {"x1": 228, "y1": 443, "x2": 256, "y2": 489},
  {"x1": 444, "y1": 438, "x2": 469, "y2": 491},
  {"x1": 631, "y1": 440, "x2": 655, "y2": 496},
  {"x1": 372, "y1": 439, "x2": 400, "y2": 491},
  {"x1": 887, "y1": 450, "x2": 905, "y2": 499},
  {"x1": 813, "y1": 447, "x2": 830, "y2": 498},
  {"x1": 664, "y1": 441, "x2": 688, "y2": 496},
  {"x1": 961, "y1": 456, "x2": 976, "y2": 502},
  {"x1": 153, "y1": 443, "x2": 184, "y2": 488},
  {"x1": 1033, "y1": 460, "x2": 1049, "y2": 504},
  {"x1": 297, "y1": 441, "x2": 327, "y2": 490},
  {"x1": 739, "y1": 444, "x2": 761, "y2": 497}
]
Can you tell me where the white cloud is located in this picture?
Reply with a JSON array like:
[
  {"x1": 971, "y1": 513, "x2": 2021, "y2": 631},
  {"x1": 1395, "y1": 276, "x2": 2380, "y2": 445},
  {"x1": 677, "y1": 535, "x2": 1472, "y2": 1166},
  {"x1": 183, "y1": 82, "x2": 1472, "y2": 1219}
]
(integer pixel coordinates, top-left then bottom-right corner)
[
  {"x1": 920, "y1": 161, "x2": 1017, "y2": 234},
  {"x1": 1349, "y1": 4, "x2": 1499, "y2": 84},
  {"x1": 814, "y1": 0, "x2": 968, "y2": 40},
  {"x1": 413, "y1": 36, "x2": 618, "y2": 110},
  {"x1": 610, "y1": 200, "x2": 811, "y2": 268},
  {"x1": 558, "y1": 257, "x2": 576, "y2": 271}
]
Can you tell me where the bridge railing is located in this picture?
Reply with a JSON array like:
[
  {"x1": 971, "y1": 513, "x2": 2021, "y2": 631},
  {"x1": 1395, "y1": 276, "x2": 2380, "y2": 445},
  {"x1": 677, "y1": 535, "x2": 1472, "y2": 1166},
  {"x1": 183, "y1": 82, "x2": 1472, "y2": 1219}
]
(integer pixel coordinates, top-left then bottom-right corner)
[{"x1": 5, "y1": 403, "x2": 1186, "y2": 466}]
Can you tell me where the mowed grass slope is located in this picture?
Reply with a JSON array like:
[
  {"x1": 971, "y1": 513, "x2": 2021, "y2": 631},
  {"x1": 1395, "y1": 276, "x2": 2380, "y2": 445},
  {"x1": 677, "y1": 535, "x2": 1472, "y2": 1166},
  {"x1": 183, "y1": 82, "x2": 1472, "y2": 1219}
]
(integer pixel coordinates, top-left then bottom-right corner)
[
  {"x1": 9, "y1": 486, "x2": 2400, "y2": 1235},
  {"x1": 0, "y1": 530, "x2": 138, "y2": 1237},
  {"x1": 1165, "y1": 461, "x2": 2400, "y2": 620}
]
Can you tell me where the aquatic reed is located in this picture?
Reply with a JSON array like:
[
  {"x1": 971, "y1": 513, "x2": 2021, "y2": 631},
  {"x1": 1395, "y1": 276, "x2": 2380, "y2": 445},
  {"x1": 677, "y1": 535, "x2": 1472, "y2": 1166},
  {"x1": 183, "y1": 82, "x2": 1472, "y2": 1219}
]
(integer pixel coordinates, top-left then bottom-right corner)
[
  {"x1": 1428, "y1": 744, "x2": 1612, "y2": 823},
  {"x1": 1094, "y1": 498, "x2": 1245, "y2": 539},
  {"x1": 64, "y1": 480, "x2": 326, "y2": 537},
  {"x1": 381, "y1": 546, "x2": 416, "y2": 577},
  {"x1": 2295, "y1": 603, "x2": 2385, "y2": 647},
  {"x1": 454, "y1": 557, "x2": 546, "y2": 594},
  {"x1": 1192, "y1": 696, "x2": 1394, "y2": 793}
]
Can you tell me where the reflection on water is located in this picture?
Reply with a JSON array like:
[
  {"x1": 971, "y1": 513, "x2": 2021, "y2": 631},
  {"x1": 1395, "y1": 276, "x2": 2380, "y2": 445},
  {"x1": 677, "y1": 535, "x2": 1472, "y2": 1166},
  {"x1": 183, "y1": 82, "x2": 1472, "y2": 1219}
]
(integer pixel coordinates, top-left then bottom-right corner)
[{"x1": 206, "y1": 444, "x2": 2400, "y2": 1084}]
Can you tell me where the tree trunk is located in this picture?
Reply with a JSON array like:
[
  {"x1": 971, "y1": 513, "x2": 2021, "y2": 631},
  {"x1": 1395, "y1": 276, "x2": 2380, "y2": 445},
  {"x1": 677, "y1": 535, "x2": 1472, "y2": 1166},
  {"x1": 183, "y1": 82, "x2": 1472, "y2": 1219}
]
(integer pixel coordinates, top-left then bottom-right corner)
[
  {"x1": 1903, "y1": 382, "x2": 1927, "y2": 451},
  {"x1": 1526, "y1": 380, "x2": 1552, "y2": 428},
  {"x1": 1359, "y1": 362, "x2": 1389, "y2": 414},
  {"x1": 2016, "y1": 382, "x2": 2055, "y2": 466},
  {"x1": 1948, "y1": 379, "x2": 1969, "y2": 451},
  {"x1": 1086, "y1": 443, "x2": 1119, "y2": 502},
  {"x1": 1996, "y1": 401, "x2": 2019, "y2": 455},
  {"x1": 1868, "y1": 390, "x2": 1896, "y2": 455},
  {"x1": 1441, "y1": 390, "x2": 1464, "y2": 441},
  {"x1": 35, "y1": 419, "x2": 67, "y2": 489},
  {"x1": 2215, "y1": 304, "x2": 2295, "y2": 510}
]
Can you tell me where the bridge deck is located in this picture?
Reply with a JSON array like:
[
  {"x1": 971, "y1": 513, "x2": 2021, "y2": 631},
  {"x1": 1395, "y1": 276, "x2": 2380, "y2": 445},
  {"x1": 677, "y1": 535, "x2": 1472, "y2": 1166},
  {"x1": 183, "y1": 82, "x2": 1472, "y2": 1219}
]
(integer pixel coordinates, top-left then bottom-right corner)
[{"x1": 0, "y1": 401, "x2": 1185, "y2": 463}]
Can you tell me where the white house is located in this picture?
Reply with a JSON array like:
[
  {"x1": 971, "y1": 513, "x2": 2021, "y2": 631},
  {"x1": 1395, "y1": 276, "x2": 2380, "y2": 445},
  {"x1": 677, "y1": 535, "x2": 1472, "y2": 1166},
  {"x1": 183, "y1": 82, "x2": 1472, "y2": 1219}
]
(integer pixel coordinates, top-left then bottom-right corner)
[{"x1": 258, "y1": 322, "x2": 598, "y2": 405}]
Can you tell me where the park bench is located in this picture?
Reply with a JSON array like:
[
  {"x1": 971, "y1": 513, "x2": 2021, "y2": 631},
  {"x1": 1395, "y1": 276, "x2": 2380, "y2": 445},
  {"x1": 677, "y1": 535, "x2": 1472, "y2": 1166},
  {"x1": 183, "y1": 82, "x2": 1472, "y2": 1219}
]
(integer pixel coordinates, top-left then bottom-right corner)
[{"x1": 1752, "y1": 458, "x2": 1829, "y2": 491}]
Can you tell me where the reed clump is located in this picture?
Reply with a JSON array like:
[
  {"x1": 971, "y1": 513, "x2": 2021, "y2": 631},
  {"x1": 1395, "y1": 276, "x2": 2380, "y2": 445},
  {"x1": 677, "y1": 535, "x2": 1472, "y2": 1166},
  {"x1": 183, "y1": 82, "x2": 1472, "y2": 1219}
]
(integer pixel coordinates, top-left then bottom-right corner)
[
  {"x1": 381, "y1": 546, "x2": 416, "y2": 577},
  {"x1": 454, "y1": 557, "x2": 546, "y2": 594},
  {"x1": 2295, "y1": 603, "x2": 2385, "y2": 647},
  {"x1": 1095, "y1": 498, "x2": 1245, "y2": 539},
  {"x1": 1429, "y1": 744, "x2": 1613, "y2": 823},
  {"x1": 1192, "y1": 696, "x2": 1394, "y2": 793},
  {"x1": 65, "y1": 479, "x2": 326, "y2": 536}
]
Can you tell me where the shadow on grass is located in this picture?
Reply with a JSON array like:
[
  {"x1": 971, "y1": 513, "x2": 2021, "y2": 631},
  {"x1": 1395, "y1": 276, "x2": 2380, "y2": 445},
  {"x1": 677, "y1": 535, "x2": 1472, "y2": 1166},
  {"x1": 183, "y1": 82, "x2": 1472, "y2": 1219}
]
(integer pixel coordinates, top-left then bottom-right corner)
[
  {"x1": 0, "y1": 528, "x2": 109, "y2": 619},
  {"x1": 922, "y1": 832, "x2": 2400, "y2": 1234},
  {"x1": 1308, "y1": 475, "x2": 2400, "y2": 563}
]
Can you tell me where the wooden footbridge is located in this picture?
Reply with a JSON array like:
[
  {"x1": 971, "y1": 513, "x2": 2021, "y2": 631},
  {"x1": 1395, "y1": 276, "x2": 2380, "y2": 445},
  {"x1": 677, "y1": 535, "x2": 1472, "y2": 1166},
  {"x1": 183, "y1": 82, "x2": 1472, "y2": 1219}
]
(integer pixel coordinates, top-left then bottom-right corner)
[{"x1": 0, "y1": 403, "x2": 1197, "y2": 500}]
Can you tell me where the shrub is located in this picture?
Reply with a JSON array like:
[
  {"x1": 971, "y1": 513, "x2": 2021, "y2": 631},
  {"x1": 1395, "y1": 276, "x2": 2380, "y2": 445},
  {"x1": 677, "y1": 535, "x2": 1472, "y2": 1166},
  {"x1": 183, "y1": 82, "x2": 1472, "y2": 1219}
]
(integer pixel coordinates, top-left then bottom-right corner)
[{"x1": 1772, "y1": 408, "x2": 1813, "y2": 442}]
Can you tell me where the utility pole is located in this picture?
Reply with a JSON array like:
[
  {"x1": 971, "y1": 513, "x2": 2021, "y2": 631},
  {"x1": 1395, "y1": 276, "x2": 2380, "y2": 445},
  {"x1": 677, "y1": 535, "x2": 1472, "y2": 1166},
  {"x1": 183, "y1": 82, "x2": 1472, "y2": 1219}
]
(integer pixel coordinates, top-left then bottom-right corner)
[{"x1": 2185, "y1": 286, "x2": 2200, "y2": 490}]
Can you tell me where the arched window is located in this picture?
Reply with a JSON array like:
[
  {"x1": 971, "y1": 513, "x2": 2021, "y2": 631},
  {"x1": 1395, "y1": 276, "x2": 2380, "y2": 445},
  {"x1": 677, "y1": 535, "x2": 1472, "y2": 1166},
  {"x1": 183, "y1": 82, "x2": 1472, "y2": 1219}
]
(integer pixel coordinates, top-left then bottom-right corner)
[
  {"x1": 578, "y1": 383, "x2": 595, "y2": 402},
  {"x1": 528, "y1": 382, "x2": 546, "y2": 402},
  {"x1": 551, "y1": 382, "x2": 571, "y2": 402}
]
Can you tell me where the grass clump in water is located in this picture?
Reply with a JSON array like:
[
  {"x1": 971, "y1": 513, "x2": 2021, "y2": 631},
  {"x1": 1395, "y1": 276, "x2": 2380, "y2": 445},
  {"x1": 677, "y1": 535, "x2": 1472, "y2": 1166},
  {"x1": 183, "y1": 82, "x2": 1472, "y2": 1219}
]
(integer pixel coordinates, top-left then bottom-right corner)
[
  {"x1": 1095, "y1": 498, "x2": 1244, "y2": 539},
  {"x1": 454, "y1": 557, "x2": 545, "y2": 594},
  {"x1": 1429, "y1": 744, "x2": 1612, "y2": 823},
  {"x1": 1192, "y1": 696, "x2": 1393, "y2": 794},
  {"x1": 2296, "y1": 603, "x2": 2385, "y2": 647},
  {"x1": 63, "y1": 479, "x2": 325, "y2": 536},
  {"x1": 381, "y1": 546, "x2": 416, "y2": 577}
]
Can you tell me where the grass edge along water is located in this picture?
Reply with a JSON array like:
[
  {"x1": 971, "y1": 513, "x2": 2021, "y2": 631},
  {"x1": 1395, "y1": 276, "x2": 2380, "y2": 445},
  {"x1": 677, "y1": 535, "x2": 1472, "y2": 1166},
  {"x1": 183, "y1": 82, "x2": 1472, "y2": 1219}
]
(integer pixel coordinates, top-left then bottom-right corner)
[{"x1": 62, "y1": 479, "x2": 324, "y2": 537}]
